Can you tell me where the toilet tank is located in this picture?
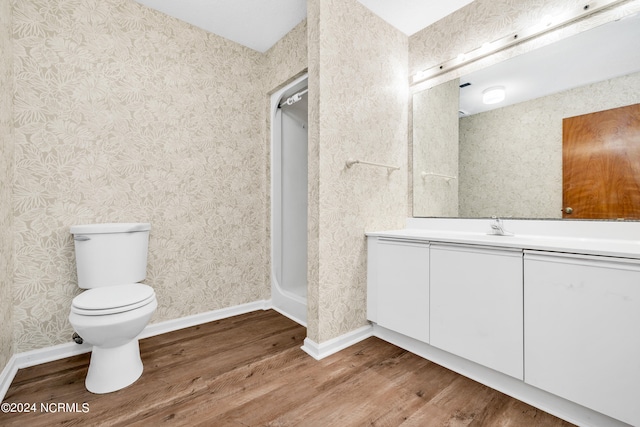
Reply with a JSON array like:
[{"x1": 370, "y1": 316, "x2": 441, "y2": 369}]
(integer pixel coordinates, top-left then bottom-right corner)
[{"x1": 70, "y1": 223, "x2": 151, "y2": 289}]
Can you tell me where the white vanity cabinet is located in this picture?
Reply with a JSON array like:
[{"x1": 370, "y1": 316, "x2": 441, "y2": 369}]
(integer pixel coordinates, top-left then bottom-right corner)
[
  {"x1": 430, "y1": 243, "x2": 524, "y2": 380},
  {"x1": 367, "y1": 237, "x2": 429, "y2": 342},
  {"x1": 524, "y1": 251, "x2": 640, "y2": 427},
  {"x1": 367, "y1": 221, "x2": 640, "y2": 426}
]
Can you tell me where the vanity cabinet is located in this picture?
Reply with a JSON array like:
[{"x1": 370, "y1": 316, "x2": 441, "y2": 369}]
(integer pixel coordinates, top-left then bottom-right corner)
[
  {"x1": 367, "y1": 223, "x2": 640, "y2": 426},
  {"x1": 524, "y1": 251, "x2": 640, "y2": 426},
  {"x1": 367, "y1": 237, "x2": 429, "y2": 342},
  {"x1": 430, "y1": 243, "x2": 523, "y2": 379}
]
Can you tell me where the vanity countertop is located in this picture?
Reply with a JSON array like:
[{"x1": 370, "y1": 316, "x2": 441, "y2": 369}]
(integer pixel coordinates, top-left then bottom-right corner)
[{"x1": 366, "y1": 229, "x2": 640, "y2": 260}]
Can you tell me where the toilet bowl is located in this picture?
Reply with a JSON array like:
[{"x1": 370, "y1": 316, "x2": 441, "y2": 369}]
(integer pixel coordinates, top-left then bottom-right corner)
[
  {"x1": 68, "y1": 223, "x2": 155, "y2": 394},
  {"x1": 69, "y1": 283, "x2": 157, "y2": 393}
]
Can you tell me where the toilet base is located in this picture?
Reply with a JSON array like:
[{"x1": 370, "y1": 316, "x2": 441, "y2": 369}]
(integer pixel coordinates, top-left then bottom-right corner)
[{"x1": 85, "y1": 339, "x2": 144, "y2": 394}]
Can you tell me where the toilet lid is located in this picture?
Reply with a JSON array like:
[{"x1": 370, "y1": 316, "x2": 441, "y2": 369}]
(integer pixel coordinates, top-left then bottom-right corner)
[{"x1": 71, "y1": 284, "x2": 155, "y2": 315}]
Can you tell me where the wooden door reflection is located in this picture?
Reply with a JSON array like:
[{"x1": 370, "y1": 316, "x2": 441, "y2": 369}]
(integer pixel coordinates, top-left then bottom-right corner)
[{"x1": 563, "y1": 103, "x2": 640, "y2": 219}]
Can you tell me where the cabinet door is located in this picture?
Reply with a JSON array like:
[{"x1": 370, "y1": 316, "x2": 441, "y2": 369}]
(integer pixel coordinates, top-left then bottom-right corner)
[
  {"x1": 524, "y1": 251, "x2": 640, "y2": 426},
  {"x1": 375, "y1": 238, "x2": 430, "y2": 343},
  {"x1": 430, "y1": 244, "x2": 523, "y2": 379}
]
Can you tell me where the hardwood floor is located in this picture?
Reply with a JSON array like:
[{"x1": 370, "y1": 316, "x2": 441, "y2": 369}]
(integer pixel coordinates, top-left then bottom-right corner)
[{"x1": 2, "y1": 310, "x2": 574, "y2": 426}]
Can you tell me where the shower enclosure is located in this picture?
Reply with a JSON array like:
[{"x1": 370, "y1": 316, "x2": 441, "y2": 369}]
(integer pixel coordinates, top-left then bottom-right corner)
[{"x1": 271, "y1": 75, "x2": 308, "y2": 325}]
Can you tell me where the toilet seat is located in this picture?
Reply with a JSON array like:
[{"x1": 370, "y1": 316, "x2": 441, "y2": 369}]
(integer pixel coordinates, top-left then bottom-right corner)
[{"x1": 71, "y1": 284, "x2": 156, "y2": 316}]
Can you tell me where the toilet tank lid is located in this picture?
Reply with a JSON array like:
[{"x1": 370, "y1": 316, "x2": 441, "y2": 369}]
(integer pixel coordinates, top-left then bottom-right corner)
[{"x1": 70, "y1": 223, "x2": 151, "y2": 234}]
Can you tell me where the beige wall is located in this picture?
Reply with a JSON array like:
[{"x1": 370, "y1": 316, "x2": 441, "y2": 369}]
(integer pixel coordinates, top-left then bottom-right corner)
[
  {"x1": 265, "y1": 20, "x2": 308, "y2": 93},
  {"x1": 4, "y1": 0, "x2": 409, "y2": 356},
  {"x1": 0, "y1": 0, "x2": 14, "y2": 370},
  {"x1": 307, "y1": 0, "x2": 408, "y2": 343},
  {"x1": 9, "y1": 0, "x2": 303, "y2": 353},
  {"x1": 413, "y1": 79, "x2": 459, "y2": 217},
  {"x1": 5, "y1": 0, "x2": 629, "y2": 368}
]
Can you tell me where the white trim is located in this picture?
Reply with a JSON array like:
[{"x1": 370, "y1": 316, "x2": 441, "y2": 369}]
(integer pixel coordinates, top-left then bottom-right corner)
[
  {"x1": 0, "y1": 340, "x2": 94, "y2": 401},
  {"x1": 372, "y1": 324, "x2": 628, "y2": 427},
  {"x1": 0, "y1": 299, "x2": 271, "y2": 401},
  {"x1": 139, "y1": 300, "x2": 270, "y2": 339},
  {"x1": 0, "y1": 355, "x2": 18, "y2": 402},
  {"x1": 301, "y1": 324, "x2": 373, "y2": 360}
]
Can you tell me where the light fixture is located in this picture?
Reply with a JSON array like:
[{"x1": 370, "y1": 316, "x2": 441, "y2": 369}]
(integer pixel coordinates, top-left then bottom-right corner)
[
  {"x1": 482, "y1": 86, "x2": 506, "y2": 104},
  {"x1": 541, "y1": 14, "x2": 555, "y2": 28},
  {"x1": 411, "y1": 0, "x2": 632, "y2": 86}
]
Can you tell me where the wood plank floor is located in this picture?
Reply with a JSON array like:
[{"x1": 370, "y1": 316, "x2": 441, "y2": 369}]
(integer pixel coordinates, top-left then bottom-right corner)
[{"x1": 1, "y1": 310, "x2": 575, "y2": 426}]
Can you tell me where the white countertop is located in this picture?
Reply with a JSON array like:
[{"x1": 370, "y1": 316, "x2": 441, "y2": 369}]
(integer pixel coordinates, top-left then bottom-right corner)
[{"x1": 366, "y1": 228, "x2": 640, "y2": 260}]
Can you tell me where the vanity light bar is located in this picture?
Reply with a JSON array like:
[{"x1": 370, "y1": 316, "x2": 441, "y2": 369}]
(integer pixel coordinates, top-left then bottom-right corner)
[{"x1": 412, "y1": 0, "x2": 629, "y2": 85}]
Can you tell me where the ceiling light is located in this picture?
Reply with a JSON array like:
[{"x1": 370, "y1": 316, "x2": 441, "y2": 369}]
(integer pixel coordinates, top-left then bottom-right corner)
[{"x1": 482, "y1": 86, "x2": 506, "y2": 104}]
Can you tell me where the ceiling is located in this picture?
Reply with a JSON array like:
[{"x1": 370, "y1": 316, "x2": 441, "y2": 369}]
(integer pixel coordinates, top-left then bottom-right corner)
[
  {"x1": 459, "y1": 12, "x2": 640, "y2": 116},
  {"x1": 133, "y1": 0, "x2": 475, "y2": 52}
]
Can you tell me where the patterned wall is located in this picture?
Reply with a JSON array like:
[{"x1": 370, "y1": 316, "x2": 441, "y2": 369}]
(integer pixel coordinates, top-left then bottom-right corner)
[
  {"x1": 307, "y1": 0, "x2": 408, "y2": 343},
  {"x1": 0, "y1": 0, "x2": 14, "y2": 370},
  {"x1": 8, "y1": 0, "x2": 633, "y2": 360},
  {"x1": 459, "y1": 72, "x2": 640, "y2": 218},
  {"x1": 265, "y1": 20, "x2": 308, "y2": 95},
  {"x1": 413, "y1": 79, "x2": 459, "y2": 217},
  {"x1": 11, "y1": 0, "x2": 273, "y2": 352}
]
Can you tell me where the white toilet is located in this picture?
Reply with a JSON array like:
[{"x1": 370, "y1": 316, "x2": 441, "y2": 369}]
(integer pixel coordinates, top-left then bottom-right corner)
[{"x1": 68, "y1": 222, "x2": 157, "y2": 394}]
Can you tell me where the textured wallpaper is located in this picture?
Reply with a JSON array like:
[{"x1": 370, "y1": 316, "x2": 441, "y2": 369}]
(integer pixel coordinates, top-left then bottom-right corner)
[
  {"x1": 11, "y1": 0, "x2": 272, "y2": 352},
  {"x1": 265, "y1": 20, "x2": 308, "y2": 96},
  {"x1": 413, "y1": 79, "x2": 459, "y2": 217},
  {"x1": 8, "y1": 0, "x2": 633, "y2": 362},
  {"x1": 459, "y1": 72, "x2": 640, "y2": 218},
  {"x1": 307, "y1": 0, "x2": 408, "y2": 343},
  {"x1": 0, "y1": 0, "x2": 14, "y2": 370}
]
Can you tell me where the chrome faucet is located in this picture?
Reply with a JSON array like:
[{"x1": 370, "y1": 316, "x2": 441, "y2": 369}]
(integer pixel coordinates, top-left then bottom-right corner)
[{"x1": 489, "y1": 216, "x2": 513, "y2": 236}]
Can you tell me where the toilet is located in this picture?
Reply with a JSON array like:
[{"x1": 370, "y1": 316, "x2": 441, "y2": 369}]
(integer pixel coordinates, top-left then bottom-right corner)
[{"x1": 68, "y1": 222, "x2": 157, "y2": 394}]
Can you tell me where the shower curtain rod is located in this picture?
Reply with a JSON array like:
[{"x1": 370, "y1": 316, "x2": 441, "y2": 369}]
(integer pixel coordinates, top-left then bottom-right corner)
[{"x1": 278, "y1": 88, "x2": 309, "y2": 108}]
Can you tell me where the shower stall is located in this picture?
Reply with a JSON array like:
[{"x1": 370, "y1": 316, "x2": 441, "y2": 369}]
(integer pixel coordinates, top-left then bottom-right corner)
[{"x1": 270, "y1": 75, "x2": 308, "y2": 325}]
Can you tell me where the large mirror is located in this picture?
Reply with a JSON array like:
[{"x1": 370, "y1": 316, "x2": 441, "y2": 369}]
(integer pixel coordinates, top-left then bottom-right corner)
[{"x1": 413, "y1": 12, "x2": 640, "y2": 219}]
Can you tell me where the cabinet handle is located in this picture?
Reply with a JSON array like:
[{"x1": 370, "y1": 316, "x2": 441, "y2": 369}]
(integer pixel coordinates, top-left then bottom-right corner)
[{"x1": 563, "y1": 207, "x2": 573, "y2": 214}]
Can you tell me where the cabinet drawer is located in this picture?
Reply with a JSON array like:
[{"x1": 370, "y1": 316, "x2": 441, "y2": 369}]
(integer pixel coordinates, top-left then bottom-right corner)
[
  {"x1": 430, "y1": 244, "x2": 523, "y2": 379},
  {"x1": 375, "y1": 238, "x2": 430, "y2": 342},
  {"x1": 524, "y1": 251, "x2": 640, "y2": 426}
]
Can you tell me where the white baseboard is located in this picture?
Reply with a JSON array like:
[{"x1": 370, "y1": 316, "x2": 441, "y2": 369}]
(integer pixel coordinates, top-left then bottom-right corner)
[
  {"x1": 0, "y1": 299, "x2": 271, "y2": 402},
  {"x1": 2, "y1": 307, "x2": 629, "y2": 427},
  {"x1": 0, "y1": 356, "x2": 18, "y2": 404},
  {"x1": 139, "y1": 300, "x2": 271, "y2": 339},
  {"x1": 301, "y1": 324, "x2": 373, "y2": 360},
  {"x1": 372, "y1": 324, "x2": 628, "y2": 427}
]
